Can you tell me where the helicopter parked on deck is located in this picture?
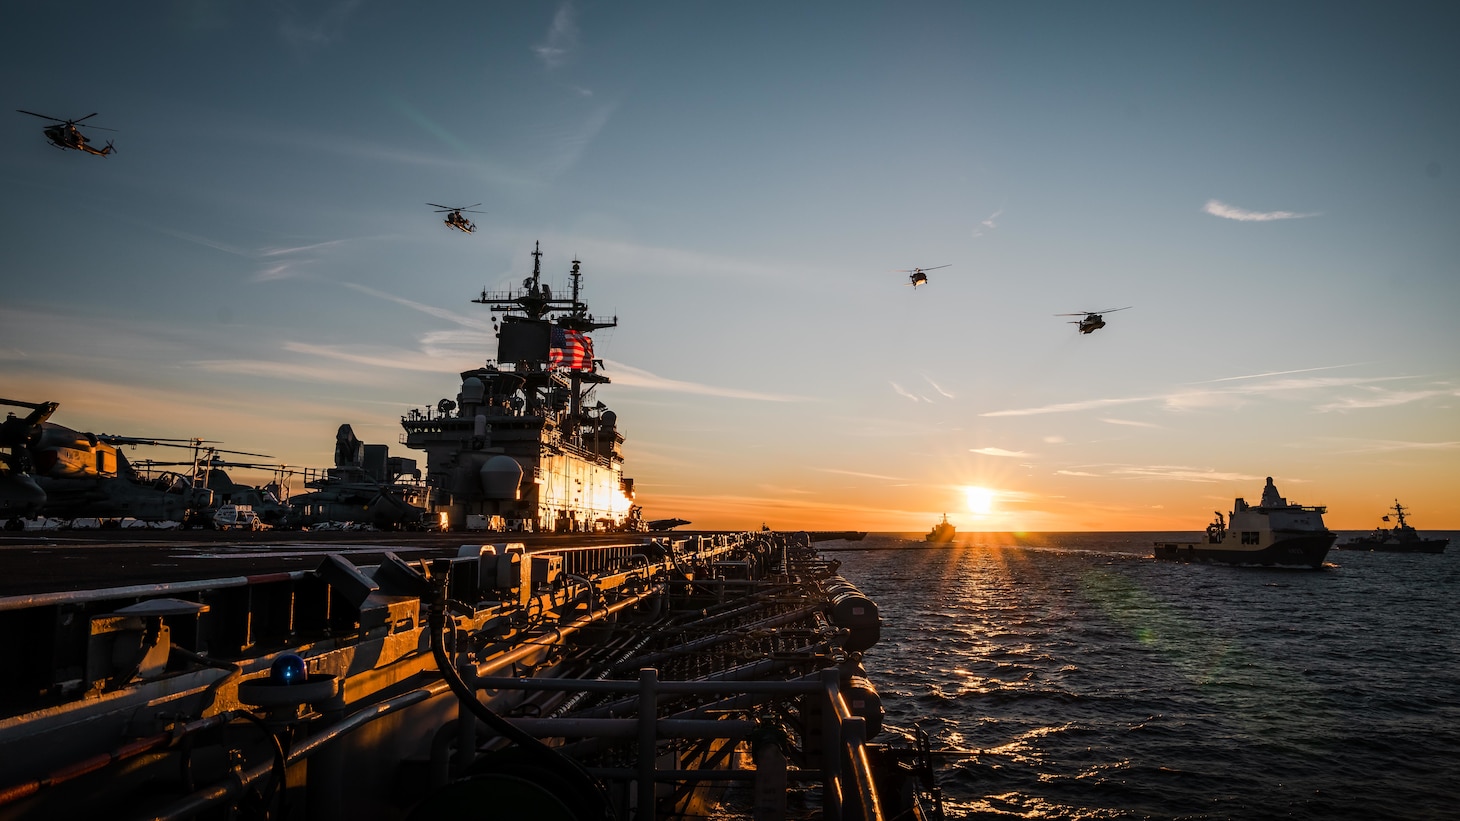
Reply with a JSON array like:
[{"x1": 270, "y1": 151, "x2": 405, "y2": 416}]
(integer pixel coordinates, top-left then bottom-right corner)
[
  {"x1": 0, "y1": 399, "x2": 52, "y2": 521},
  {"x1": 429, "y1": 203, "x2": 482, "y2": 233},
  {"x1": 139, "y1": 454, "x2": 300, "y2": 528},
  {"x1": 1057, "y1": 306, "x2": 1132, "y2": 334},
  {"x1": 287, "y1": 424, "x2": 428, "y2": 529},
  {"x1": 0, "y1": 398, "x2": 275, "y2": 524},
  {"x1": 17, "y1": 110, "x2": 117, "y2": 156},
  {"x1": 898, "y1": 265, "x2": 950, "y2": 288}
]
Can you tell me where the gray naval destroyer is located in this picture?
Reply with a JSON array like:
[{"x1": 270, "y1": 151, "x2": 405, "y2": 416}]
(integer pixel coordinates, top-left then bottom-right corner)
[{"x1": 402, "y1": 242, "x2": 639, "y2": 535}]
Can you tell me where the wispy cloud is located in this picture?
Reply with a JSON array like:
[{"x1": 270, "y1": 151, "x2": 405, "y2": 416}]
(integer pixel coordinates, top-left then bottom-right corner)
[
  {"x1": 533, "y1": 233, "x2": 796, "y2": 284},
  {"x1": 149, "y1": 224, "x2": 359, "y2": 282},
  {"x1": 972, "y1": 207, "x2": 1004, "y2": 238},
  {"x1": 924, "y1": 375, "x2": 955, "y2": 399},
  {"x1": 280, "y1": 0, "x2": 363, "y2": 51},
  {"x1": 260, "y1": 240, "x2": 349, "y2": 258},
  {"x1": 153, "y1": 227, "x2": 251, "y2": 257},
  {"x1": 188, "y1": 358, "x2": 366, "y2": 384},
  {"x1": 534, "y1": 3, "x2": 578, "y2": 69},
  {"x1": 983, "y1": 373, "x2": 1422, "y2": 417},
  {"x1": 1315, "y1": 384, "x2": 1460, "y2": 411},
  {"x1": 603, "y1": 360, "x2": 804, "y2": 402},
  {"x1": 891, "y1": 382, "x2": 926, "y2": 403},
  {"x1": 342, "y1": 283, "x2": 494, "y2": 330},
  {"x1": 1324, "y1": 437, "x2": 1460, "y2": 454},
  {"x1": 983, "y1": 396, "x2": 1149, "y2": 417},
  {"x1": 281, "y1": 342, "x2": 447, "y2": 372},
  {"x1": 1112, "y1": 466, "x2": 1264, "y2": 483},
  {"x1": 1203, "y1": 199, "x2": 1319, "y2": 222},
  {"x1": 971, "y1": 447, "x2": 1030, "y2": 458},
  {"x1": 1056, "y1": 469, "x2": 1099, "y2": 477},
  {"x1": 1100, "y1": 417, "x2": 1160, "y2": 428},
  {"x1": 537, "y1": 102, "x2": 619, "y2": 179},
  {"x1": 758, "y1": 484, "x2": 815, "y2": 496},
  {"x1": 813, "y1": 468, "x2": 905, "y2": 481},
  {"x1": 1190, "y1": 364, "x2": 1361, "y2": 384}
]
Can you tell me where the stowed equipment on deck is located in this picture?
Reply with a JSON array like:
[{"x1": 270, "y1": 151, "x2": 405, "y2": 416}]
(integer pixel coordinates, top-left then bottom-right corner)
[{"x1": 0, "y1": 532, "x2": 943, "y2": 820}]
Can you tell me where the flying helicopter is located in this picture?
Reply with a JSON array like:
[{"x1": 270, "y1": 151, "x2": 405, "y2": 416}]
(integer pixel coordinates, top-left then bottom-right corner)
[
  {"x1": 16, "y1": 110, "x2": 117, "y2": 156},
  {"x1": 428, "y1": 203, "x2": 483, "y2": 233},
  {"x1": 1056, "y1": 306, "x2": 1132, "y2": 334},
  {"x1": 897, "y1": 265, "x2": 950, "y2": 288}
]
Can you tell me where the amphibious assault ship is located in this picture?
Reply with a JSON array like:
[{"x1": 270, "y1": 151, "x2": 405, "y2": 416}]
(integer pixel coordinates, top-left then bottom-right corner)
[
  {"x1": 0, "y1": 242, "x2": 947, "y2": 819},
  {"x1": 402, "y1": 243, "x2": 639, "y2": 534}
]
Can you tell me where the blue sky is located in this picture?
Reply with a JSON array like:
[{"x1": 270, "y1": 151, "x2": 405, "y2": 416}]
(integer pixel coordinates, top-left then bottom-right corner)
[{"x1": 3, "y1": 2, "x2": 1458, "y2": 530}]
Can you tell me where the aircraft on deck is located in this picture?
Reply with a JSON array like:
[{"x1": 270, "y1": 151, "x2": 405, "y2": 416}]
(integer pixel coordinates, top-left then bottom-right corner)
[
  {"x1": 287, "y1": 424, "x2": 428, "y2": 529},
  {"x1": 0, "y1": 399, "x2": 275, "y2": 524}
]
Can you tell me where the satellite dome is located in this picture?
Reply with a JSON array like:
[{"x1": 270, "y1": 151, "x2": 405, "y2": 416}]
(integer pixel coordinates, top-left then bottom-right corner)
[
  {"x1": 479, "y1": 455, "x2": 523, "y2": 500},
  {"x1": 460, "y1": 377, "x2": 485, "y2": 404}
]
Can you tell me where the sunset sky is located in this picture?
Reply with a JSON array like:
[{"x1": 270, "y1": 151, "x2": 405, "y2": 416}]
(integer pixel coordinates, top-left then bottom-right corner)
[{"x1": 3, "y1": 2, "x2": 1457, "y2": 531}]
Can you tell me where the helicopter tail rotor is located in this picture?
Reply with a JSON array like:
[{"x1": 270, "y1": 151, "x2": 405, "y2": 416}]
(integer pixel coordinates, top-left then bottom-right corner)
[{"x1": 103, "y1": 140, "x2": 116, "y2": 155}]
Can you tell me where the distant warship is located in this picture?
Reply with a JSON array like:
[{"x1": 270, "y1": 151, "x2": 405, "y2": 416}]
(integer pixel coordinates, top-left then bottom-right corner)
[
  {"x1": 925, "y1": 513, "x2": 955, "y2": 543},
  {"x1": 1340, "y1": 500, "x2": 1448, "y2": 553},
  {"x1": 402, "y1": 243, "x2": 639, "y2": 533}
]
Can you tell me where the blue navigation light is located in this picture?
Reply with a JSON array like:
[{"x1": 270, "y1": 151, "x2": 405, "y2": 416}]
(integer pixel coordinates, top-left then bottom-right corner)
[{"x1": 270, "y1": 653, "x2": 307, "y2": 685}]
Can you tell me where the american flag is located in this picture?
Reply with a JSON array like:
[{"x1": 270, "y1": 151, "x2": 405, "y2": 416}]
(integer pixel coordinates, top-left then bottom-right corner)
[{"x1": 550, "y1": 327, "x2": 593, "y2": 371}]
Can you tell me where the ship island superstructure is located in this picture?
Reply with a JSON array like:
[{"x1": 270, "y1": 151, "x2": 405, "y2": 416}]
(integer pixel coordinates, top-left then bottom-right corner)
[{"x1": 402, "y1": 243, "x2": 639, "y2": 533}]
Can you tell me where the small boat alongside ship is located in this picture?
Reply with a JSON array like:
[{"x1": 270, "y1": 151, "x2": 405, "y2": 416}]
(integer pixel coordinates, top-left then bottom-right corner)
[
  {"x1": 925, "y1": 514, "x2": 955, "y2": 543},
  {"x1": 1154, "y1": 477, "x2": 1335, "y2": 569},
  {"x1": 1339, "y1": 500, "x2": 1448, "y2": 553}
]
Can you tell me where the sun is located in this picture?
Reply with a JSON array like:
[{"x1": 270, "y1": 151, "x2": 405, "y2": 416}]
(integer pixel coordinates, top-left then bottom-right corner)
[{"x1": 965, "y1": 486, "x2": 995, "y2": 516}]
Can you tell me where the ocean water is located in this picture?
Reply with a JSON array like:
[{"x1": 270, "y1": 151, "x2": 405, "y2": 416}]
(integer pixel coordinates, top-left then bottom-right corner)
[{"x1": 828, "y1": 533, "x2": 1460, "y2": 820}]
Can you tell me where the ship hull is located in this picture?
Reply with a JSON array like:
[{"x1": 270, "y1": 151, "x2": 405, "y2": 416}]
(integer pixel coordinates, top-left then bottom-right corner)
[
  {"x1": 1338, "y1": 537, "x2": 1447, "y2": 554},
  {"x1": 1154, "y1": 532, "x2": 1335, "y2": 569}
]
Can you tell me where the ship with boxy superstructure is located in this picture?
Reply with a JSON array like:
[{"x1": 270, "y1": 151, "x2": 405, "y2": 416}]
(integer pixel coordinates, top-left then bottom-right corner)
[
  {"x1": 1154, "y1": 476, "x2": 1336, "y2": 569},
  {"x1": 401, "y1": 243, "x2": 640, "y2": 534}
]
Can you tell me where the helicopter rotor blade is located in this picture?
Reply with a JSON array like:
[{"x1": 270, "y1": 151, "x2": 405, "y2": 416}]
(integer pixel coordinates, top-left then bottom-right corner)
[
  {"x1": 73, "y1": 112, "x2": 99, "y2": 124},
  {"x1": 210, "y1": 448, "x2": 275, "y2": 459},
  {"x1": 96, "y1": 436, "x2": 222, "y2": 448},
  {"x1": 17, "y1": 109, "x2": 66, "y2": 122}
]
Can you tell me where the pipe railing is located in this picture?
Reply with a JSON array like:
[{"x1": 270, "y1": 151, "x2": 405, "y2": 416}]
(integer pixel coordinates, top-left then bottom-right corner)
[{"x1": 457, "y1": 666, "x2": 884, "y2": 821}]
